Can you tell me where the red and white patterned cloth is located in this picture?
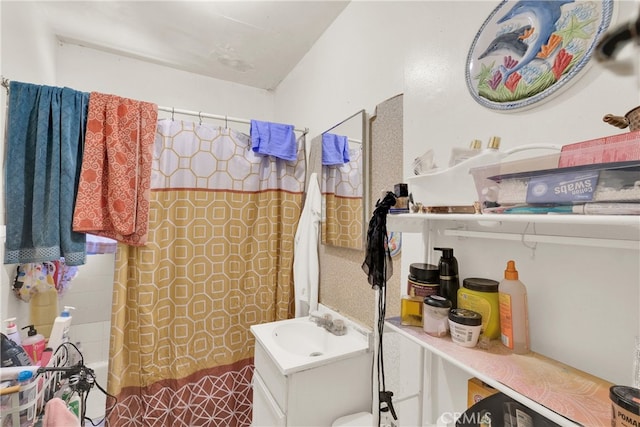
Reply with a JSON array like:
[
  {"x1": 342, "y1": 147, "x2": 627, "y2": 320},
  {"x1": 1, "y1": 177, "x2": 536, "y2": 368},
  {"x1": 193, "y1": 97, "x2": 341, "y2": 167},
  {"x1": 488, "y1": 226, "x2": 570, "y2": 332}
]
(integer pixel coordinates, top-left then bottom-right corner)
[{"x1": 73, "y1": 92, "x2": 157, "y2": 245}]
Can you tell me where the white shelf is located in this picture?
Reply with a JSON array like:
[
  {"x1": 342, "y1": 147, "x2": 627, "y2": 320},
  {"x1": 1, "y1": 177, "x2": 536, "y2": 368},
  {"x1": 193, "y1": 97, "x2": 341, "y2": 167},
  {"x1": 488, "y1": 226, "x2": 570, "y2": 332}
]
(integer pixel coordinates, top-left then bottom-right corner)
[
  {"x1": 386, "y1": 213, "x2": 640, "y2": 250},
  {"x1": 385, "y1": 212, "x2": 638, "y2": 425},
  {"x1": 386, "y1": 317, "x2": 611, "y2": 427},
  {"x1": 387, "y1": 212, "x2": 640, "y2": 228}
]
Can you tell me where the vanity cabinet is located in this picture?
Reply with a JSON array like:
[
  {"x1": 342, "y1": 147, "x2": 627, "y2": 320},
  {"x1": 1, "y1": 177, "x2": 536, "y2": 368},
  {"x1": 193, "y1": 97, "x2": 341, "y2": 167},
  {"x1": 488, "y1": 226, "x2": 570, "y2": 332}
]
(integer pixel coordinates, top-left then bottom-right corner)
[
  {"x1": 385, "y1": 213, "x2": 640, "y2": 426},
  {"x1": 252, "y1": 341, "x2": 372, "y2": 427}
]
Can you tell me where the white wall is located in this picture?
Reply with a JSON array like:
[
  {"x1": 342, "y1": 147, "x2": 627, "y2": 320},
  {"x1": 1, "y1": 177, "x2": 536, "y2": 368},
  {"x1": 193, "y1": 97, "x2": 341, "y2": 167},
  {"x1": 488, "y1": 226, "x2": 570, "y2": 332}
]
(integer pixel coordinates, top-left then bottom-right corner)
[
  {"x1": 274, "y1": 1, "x2": 409, "y2": 136},
  {"x1": 54, "y1": 43, "x2": 276, "y2": 129}
]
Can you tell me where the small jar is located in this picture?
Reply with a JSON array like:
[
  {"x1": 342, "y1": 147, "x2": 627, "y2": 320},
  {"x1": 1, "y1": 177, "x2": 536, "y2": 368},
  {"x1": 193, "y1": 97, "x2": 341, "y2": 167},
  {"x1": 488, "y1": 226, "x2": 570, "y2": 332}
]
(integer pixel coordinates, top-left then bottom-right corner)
[
  {"x1": 423, "y1": 295, "x2": 452, "y2": 337},
  {"x1": 457, "y1": 277, "x2": 500, "y2": 340},
  {"x1": 407, "y1": 263, "x2": 439, "y2": 298},
  {"x1": 448, "y1": 309, "x2": 482, "y2": 348},
  {"x1": 400, "y1": 296, "x2": 423, "y2": 327},
  {"x1": 610, "y1": 385, "x2": 640, "y2": 427}
]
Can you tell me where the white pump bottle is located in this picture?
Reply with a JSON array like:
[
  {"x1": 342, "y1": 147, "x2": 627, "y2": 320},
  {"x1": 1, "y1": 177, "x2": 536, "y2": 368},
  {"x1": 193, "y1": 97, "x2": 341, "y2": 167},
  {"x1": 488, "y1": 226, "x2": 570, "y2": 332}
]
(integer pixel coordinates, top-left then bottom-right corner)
[
  {"x1": 4, "y1": 317, "x2": 22, "y2": 345},
  {"x1": 47, "y1": 306, "x2": 75, "y2": 354}
]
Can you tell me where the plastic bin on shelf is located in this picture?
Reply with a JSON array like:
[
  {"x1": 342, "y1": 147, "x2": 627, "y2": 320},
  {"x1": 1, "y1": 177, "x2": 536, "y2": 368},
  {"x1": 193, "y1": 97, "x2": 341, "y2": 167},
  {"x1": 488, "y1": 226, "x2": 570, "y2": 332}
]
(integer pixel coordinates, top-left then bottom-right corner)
[{"x1": 470, "y1": 139, "x2": 640, "y2": 210}]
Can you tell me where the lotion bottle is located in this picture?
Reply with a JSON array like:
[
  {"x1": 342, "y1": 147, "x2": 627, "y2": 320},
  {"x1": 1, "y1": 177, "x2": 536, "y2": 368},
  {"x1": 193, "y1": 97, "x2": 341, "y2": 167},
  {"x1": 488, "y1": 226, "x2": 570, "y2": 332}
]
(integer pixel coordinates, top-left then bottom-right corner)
[
  {"x1": 498, "y1": 260, "x2": 530, "y2": 354},
  {"x1": 4, "y1": 318, "x2": 22, "y2": 346},
  {"x1": 21, "y1": 325, "x2": 45, "y2": 363},
  {"x1": 47, "y1": 306, "x2": 75, "y2": 354}
]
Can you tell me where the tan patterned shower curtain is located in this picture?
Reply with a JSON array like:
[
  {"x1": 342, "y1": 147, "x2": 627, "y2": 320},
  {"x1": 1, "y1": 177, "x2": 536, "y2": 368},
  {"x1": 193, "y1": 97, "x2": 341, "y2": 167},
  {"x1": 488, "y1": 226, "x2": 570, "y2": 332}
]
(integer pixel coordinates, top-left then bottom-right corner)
[{"x1": 106, "y1": 119, "x2": 305, "y2": 426}]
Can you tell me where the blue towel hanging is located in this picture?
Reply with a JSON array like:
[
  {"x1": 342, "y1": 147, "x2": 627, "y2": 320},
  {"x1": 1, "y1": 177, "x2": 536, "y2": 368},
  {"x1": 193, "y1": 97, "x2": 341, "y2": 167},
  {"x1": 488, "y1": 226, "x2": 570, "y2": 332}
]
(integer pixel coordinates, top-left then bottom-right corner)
[
  {"x1": 322, "y1": 133, "x2": 350, "y2": 165},
  {"x1": 250, "y1": 119, "x2": 297, "y2": 161}
]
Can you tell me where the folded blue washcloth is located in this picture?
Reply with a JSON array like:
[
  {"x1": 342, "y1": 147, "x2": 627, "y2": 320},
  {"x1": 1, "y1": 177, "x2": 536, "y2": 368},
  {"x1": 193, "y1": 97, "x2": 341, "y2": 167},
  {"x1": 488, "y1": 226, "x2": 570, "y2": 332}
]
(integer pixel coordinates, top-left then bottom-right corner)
[
  {"x1": 250, "y1": 119, "x2": 297, "y2": 161},
  {"x1": 322, "y1": 133, "x2": 350, "y2": 165}
]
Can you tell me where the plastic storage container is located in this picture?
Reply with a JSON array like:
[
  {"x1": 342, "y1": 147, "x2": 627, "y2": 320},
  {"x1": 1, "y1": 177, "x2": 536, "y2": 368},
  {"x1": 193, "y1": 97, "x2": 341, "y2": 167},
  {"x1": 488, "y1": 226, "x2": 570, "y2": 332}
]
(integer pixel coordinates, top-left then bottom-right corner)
[
  {"x1": 470, "y1": 138, "x2": 640, "y2": 211},
  {"x1": 458, "y1": 278, "x2": 500, "y2": 340},
  {"x1": 423, "y1": 295, "x2": 452, "y2": 337},
  {"x1": 448, "y1": 309, "x2": 482, "y2": 348},
  {"x1": 610, "y1": 385, "x2": 640, "y2": 427},
  {"x1": 407, "y1": 263, "x2": 439, "y2": 298}
]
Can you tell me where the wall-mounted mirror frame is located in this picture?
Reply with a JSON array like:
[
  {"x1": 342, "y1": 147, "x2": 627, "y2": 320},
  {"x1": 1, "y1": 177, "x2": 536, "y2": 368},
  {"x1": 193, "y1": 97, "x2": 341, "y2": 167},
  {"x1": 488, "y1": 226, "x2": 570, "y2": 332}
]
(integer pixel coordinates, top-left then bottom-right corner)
[{"x1": 318, "y1": 109, "x2": 370, "y2": 250}]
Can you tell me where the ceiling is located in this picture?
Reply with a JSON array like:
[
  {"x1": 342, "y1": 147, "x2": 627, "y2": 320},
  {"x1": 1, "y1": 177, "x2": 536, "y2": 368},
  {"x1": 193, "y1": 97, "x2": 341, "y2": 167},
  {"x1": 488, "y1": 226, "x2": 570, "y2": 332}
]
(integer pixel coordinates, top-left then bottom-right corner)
[{"x1": 35, "y1": 1, "x2": 350, "y2": 91}]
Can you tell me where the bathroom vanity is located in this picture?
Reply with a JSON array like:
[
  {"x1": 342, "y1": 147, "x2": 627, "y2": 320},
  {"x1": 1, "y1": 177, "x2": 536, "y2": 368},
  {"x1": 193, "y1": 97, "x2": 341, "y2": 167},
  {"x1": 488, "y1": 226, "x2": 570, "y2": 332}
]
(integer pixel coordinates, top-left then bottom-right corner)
[{"x1": 250, "y1": 312, "x2": 373, "y2": 426}]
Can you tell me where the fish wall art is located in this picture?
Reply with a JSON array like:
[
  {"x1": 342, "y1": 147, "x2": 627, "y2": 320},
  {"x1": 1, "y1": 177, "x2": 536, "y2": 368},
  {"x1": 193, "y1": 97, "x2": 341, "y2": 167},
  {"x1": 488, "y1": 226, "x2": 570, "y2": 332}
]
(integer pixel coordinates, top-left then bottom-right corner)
[{"x1": 466, "y1": 0, "x2": 614, "y2": 110}]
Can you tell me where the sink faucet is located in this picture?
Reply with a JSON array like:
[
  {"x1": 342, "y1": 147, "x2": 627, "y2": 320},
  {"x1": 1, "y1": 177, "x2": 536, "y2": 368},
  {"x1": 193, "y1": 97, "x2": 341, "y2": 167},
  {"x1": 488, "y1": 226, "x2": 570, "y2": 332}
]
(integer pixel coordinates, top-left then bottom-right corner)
[{"x1": 309, "y1": 312, "x2": 347, "y2": 336}]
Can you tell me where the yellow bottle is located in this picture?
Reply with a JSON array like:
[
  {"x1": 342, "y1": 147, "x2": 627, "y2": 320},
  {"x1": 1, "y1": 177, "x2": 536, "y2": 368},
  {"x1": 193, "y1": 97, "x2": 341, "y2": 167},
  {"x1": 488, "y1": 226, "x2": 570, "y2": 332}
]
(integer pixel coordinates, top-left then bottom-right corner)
[{"x1": 29, "y1": 287, "x2": 59, "y2": 338}]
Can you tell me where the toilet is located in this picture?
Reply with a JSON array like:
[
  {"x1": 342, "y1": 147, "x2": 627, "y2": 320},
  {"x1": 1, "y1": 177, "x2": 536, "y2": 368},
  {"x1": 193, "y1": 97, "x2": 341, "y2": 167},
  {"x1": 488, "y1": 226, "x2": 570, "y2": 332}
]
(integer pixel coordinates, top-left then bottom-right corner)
[{"x1": 331, "y1": 412, "x2": 373, "y2": 427}]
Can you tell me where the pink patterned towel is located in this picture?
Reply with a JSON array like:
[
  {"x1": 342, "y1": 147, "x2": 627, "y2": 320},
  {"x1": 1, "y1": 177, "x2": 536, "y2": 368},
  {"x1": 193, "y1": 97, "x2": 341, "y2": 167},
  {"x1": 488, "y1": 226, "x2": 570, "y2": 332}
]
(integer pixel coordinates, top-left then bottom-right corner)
[
  {"x1": 42, "y1": 397, "x2": 81, "y2": 427},
  {"x1": 73, "y1": 92, "x2": 157, "y2": 245}
]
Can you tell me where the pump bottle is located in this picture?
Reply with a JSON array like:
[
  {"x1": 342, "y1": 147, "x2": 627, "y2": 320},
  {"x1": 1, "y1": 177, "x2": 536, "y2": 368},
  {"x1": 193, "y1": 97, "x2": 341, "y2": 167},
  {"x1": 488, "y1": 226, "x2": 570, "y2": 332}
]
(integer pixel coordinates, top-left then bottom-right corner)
[
  {"x1": 498, "y1": 260, "x2": 530, "y2": 354},
  {"x1": 434, "y1": 247, "x2": 460, "y2": 308},
  {"x1": 47, "y1": 306, "x2": 75, "y2": 354},
  {"x1": 4, "y1": 318, "x2": 22, "y2": 346},
  {"x1": 21, "y1": 325, "x2": 45, "y2": 363}
]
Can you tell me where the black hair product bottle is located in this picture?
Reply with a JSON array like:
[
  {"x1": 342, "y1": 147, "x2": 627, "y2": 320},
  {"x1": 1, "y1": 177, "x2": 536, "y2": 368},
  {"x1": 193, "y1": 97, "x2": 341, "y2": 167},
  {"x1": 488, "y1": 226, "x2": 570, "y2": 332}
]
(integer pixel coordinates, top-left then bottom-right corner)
[{"x1": 434, "y1": 247, "x2": 460, "y2": 309}]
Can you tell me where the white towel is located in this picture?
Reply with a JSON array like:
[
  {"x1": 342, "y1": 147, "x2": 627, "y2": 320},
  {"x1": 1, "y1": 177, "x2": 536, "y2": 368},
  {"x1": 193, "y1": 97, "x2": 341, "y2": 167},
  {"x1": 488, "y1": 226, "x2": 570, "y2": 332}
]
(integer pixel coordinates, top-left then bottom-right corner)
[{"x1": 293, "y1": 173, "x2": 321, "y2": 317}]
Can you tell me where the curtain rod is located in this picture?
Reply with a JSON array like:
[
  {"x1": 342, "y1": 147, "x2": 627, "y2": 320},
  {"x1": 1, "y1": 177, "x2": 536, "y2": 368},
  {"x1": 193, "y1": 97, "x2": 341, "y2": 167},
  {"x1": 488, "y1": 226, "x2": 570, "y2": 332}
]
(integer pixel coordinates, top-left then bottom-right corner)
[
  {"x1": 158, "y1": 105, "x2": 309, "y2": 135},
  {"x1": 0, "y1": 77, "x2": 309, "y2": 135},
  {"x1": 1, "y1": 76, "x2": 9, "y2": 94}
]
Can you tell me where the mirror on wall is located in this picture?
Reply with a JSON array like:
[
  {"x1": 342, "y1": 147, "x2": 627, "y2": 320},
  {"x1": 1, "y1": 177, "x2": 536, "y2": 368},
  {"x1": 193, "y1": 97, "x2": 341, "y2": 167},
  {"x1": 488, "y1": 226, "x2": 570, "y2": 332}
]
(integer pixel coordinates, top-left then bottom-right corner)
[{"x1": 319, "y1": 109, "x2": 369, "y2": 250}]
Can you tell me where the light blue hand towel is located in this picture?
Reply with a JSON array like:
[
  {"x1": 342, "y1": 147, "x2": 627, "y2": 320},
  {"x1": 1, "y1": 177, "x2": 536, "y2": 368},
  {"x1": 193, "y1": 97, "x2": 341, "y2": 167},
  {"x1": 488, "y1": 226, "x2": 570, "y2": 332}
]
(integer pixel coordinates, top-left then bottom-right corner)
[
  {"x1": 322, "y1": 133, "x2": 350, "y2": 165},
  {"x1": 250, "y1": 119, "x2": 297, "y2": 161}
]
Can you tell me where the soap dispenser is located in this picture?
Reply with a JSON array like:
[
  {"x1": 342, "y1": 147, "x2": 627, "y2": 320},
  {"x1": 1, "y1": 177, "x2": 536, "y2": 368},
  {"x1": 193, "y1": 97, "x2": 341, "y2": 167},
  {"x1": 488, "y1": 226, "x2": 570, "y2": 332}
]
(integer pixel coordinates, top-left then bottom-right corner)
[
  {"x1": 47, "y1": 306, "x2": 75, "y2": 354},
  {"x1": 21, "y1": 325, "x2": 45, "y2": 363},
  {"x1": 434, "y1": 248, "x2": 460, "y2": 308}
]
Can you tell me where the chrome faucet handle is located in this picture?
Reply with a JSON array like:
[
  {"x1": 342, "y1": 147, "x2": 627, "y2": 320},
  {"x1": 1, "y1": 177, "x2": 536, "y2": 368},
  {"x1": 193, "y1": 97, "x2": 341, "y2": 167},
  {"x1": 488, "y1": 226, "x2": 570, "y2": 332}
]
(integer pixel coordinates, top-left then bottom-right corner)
[
  {"x1": 309, "y1": 311, "x2": 331, "y2": 326},
  {"x1": 331, "y1": 319, "x2": 347, "y2": 336}
]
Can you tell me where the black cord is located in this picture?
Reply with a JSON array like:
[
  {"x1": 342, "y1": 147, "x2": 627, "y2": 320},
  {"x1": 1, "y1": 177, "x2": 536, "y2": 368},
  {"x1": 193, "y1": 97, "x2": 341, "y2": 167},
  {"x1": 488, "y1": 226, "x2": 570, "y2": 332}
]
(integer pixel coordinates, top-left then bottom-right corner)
[
  {"x1": 362, "y1": 192, "x2": 397, "y2": 426},
  {"x1": 82, "y1": 367, "x2": 118, "y2": 426},
  {"x1": 39, "y1": 341, "x2": 117, "y2": 426}
]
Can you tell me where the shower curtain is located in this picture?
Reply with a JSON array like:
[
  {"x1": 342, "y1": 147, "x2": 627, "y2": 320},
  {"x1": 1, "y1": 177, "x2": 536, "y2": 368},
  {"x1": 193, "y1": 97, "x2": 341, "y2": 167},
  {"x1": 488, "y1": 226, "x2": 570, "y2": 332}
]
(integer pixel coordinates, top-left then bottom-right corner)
[
  {"x1": 321, "y1": 145, "x2": 363, "y2": 249},
  {"x1": 107, "y1": 119, "x2": 306, "y2": 426}
]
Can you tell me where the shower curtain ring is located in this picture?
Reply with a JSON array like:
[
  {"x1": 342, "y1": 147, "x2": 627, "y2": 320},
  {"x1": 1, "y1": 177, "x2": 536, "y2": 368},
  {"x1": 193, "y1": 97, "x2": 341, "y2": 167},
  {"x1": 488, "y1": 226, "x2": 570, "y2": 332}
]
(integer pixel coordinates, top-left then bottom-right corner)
[
  {"x1": 225, "y1": 115, "x2": 228, "y2": 128},
  {"x1": 199, "y1": 112, "x2": 202, "y2": 125},
  {"x1": 171, "y1": 108, "x2": 175, "y2": 121}
]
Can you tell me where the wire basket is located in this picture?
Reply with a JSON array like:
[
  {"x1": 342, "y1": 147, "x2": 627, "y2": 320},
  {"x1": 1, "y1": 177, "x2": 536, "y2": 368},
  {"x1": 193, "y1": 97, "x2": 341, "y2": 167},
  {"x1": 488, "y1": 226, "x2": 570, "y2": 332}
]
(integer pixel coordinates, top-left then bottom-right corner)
[{"x1": 1, "y1": 350, "x2": 69, "y2": 427}]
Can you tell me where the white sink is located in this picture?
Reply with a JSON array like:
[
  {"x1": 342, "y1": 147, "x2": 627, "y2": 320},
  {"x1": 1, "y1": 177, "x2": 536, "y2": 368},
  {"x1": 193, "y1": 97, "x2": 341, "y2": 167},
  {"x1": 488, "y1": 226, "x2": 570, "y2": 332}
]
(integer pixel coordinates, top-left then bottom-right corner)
[{"x1": 250, "y1": 312, "x2": 371, "y2": 374}]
